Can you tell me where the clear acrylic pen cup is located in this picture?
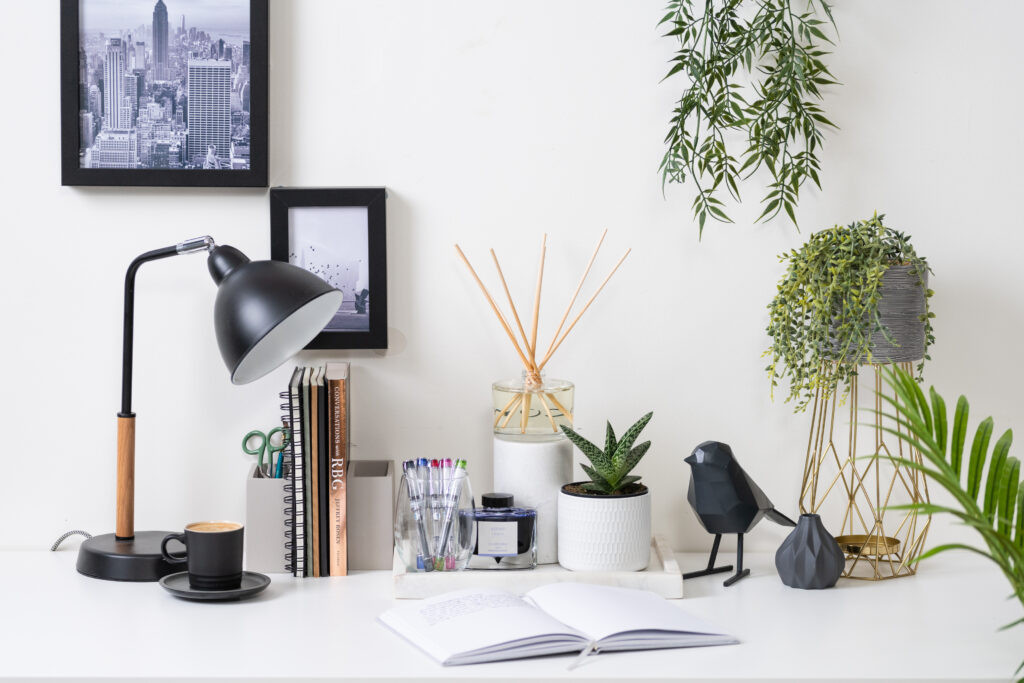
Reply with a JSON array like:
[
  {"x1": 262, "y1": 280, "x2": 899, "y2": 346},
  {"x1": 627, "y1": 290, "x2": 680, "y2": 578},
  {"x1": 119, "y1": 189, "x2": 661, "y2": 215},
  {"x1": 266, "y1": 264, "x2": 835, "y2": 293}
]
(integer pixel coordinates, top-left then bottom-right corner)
[{"x1": 394, "y1": 470, "x2": 476, "y2": 572}]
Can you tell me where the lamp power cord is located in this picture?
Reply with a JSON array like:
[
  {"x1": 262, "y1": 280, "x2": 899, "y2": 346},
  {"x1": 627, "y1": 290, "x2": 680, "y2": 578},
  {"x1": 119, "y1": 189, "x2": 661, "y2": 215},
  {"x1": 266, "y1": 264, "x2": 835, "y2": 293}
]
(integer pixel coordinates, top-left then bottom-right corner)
[{"x1": 51, "y1": 530, "x2": 93, "y2": 551}]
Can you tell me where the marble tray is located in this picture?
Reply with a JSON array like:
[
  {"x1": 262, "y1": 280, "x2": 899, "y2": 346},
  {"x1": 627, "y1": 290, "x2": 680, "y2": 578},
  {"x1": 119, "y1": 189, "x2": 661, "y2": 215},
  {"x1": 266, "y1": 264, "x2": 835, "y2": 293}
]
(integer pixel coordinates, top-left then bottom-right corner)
[{"x1": 392, "y1": 534, "x2": 683, "y2": 599}]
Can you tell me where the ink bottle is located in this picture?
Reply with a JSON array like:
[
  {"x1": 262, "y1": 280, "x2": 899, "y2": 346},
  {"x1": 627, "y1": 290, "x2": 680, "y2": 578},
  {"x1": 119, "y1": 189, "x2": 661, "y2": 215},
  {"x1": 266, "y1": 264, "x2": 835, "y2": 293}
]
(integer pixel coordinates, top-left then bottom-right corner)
[{"x1": 465, "y1": 493, "x2": 537, "y2": 569}]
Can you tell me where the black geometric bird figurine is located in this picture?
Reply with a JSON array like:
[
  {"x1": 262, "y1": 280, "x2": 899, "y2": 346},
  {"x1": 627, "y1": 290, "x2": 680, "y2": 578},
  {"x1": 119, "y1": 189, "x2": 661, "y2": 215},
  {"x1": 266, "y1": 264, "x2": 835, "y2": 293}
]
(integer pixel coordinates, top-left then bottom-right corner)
[{"x1": 683, "y1": 440, "x2": 796, "y2": 586}]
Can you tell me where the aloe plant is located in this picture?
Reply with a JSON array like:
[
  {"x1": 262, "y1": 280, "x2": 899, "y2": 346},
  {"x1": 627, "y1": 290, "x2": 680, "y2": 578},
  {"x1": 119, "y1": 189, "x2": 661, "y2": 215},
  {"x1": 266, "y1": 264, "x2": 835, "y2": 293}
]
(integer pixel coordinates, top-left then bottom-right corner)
[
  {"x1": 560, "y1": 412, "x2": 653, "y2": 494},
  {"x1": 877, "y1": 367, "x2": 1024, "y2": 675}
]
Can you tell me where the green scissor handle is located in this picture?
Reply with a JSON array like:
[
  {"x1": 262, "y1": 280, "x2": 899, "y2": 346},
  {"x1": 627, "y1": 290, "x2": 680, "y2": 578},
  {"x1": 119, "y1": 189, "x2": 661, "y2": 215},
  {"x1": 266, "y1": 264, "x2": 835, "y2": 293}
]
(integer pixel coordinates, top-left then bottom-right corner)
[{"x1": 242, "y1": 427, "x2": 291, "y2": 477}]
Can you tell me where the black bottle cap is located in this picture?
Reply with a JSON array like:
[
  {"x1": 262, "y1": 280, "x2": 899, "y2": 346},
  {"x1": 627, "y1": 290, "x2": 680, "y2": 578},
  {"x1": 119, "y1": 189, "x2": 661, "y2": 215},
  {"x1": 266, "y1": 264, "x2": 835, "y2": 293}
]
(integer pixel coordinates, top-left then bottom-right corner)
[{"x1": 481, "y1": 492, "x2": 514, "y2": 508}]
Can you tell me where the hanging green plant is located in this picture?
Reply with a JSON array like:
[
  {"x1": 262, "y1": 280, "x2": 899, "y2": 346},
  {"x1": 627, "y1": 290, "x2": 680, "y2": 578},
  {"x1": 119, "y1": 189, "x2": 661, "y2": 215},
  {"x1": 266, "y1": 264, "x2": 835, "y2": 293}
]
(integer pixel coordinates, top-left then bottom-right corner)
[
  {"x1": 659, "y1": 1, "x2": 838, "y2": 235},
  {"x1": 765, "y1": 214, "x2": 934, "y2": 411}
]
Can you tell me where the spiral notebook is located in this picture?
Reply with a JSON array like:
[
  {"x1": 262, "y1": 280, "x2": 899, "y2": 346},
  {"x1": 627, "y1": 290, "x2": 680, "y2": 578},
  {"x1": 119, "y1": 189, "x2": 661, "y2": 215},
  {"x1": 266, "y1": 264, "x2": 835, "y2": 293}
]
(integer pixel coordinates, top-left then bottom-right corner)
[{"x1": 287, "y1": 366, "x2": 306, "y2": 576}]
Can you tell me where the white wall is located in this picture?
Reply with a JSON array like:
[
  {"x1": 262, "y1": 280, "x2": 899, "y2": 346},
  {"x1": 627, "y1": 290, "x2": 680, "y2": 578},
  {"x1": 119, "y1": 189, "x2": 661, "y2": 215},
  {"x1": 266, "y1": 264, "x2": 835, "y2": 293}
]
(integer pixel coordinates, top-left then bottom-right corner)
[{"x1": 2, "y1": 1, "x2": 1022, "y2": 554}]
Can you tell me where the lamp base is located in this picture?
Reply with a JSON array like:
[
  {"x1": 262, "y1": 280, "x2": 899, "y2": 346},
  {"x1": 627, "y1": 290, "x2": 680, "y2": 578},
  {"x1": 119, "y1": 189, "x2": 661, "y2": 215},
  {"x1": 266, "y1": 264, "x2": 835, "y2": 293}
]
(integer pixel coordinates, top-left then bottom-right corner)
[{"x1": 76, "y1": 531, "x2": 181, "y2": 582}]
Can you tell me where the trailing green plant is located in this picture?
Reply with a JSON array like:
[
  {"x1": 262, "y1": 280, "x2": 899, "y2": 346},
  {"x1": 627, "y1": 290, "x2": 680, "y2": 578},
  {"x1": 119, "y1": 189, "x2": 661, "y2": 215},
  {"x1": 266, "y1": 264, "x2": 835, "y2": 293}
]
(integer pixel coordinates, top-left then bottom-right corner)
[
  {"x1": 876, "y1": 367, "x2": 1024, "y2": 677},
  {"x1": 560, "y1": 412, "x2": 653, "y2": 495},
  {"x1": 765, "y1": 213, "x2": 934, "y2": 412},
  {"x1": 659, "y1": 0, "x2": 838, "y2": 235}
]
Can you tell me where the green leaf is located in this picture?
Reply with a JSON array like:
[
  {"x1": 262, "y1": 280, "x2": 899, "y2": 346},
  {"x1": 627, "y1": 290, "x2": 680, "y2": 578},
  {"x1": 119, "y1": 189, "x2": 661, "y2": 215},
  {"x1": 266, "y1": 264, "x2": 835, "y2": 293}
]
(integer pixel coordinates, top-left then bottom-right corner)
[
  {"x1": 561, "y1": 424, "x2": 612, "y2": 473},
  {"x1": 619, "y1": 441, "x2": 652, "y2": 480},
  {"x1": 985, "y1": 430, "x2": 1012, "y2": 517},
  {"x1": 580, "y1": 463, "x2": 612, "y2": 491},
  {"x1": 930, "y1": 387, "x2": 947, "y2": 453},
  {"x1": 999, "y1": 457, "x2": 1020, "y2": 536},
  {"x1": 951, "y1": 396, "x2": 969, "y2": 477},
  {"x1": 612, "y1": 412, "x2": 654, "y2": 469},
  {"x1": 605, "y1": 421, "x2": 617, "y2": 462},
  {"x1": 968, "y1": 418, "x2": 994, "y2": 500}
]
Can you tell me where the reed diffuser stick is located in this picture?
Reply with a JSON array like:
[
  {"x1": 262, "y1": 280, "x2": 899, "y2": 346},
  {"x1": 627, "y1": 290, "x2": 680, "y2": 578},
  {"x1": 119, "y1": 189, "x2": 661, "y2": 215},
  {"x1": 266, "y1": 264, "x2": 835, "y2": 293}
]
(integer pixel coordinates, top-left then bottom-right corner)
[
  {"x1": 454, "y1": 244, "x2": 534, "y2": 370},
  {"x1": 528, "y1": 234, "x2": 547, "y2": 359},
  {"x1": 494, "y1": 392, "x2": 522, "y2": 428},
  {"x1": 538, "y1": 248, "x2": 631, "y2": 371},
  {"x1": 537, "y1": 394, "x2": 558, "y2": 433},
  {"x1": 500, "y1": 395, "x2": 524, "y2": 429},
  {"x1": 457, "y1": 234, "x2": 629, "y2": 434},
  {"x1": 542, "y1": 229, "x2": 607, "y2": 363},
  {"x1": 490, "y1": 249, "x2": 534, "y2": 362}
]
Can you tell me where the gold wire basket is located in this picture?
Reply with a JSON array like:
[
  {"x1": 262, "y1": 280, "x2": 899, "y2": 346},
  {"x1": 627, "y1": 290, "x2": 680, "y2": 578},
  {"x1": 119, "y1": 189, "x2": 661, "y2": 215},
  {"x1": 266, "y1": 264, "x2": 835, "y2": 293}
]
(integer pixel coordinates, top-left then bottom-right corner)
[{"x1": 799, "y1": 362, "x2": 931, "y2": 580}]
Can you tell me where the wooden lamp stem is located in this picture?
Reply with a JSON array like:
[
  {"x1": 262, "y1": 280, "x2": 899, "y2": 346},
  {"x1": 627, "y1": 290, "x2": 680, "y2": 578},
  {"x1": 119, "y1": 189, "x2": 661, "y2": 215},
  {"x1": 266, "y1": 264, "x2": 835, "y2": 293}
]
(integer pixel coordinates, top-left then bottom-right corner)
[{"x1": 115, "y1": 414, "x2": 136, "y2": 539}]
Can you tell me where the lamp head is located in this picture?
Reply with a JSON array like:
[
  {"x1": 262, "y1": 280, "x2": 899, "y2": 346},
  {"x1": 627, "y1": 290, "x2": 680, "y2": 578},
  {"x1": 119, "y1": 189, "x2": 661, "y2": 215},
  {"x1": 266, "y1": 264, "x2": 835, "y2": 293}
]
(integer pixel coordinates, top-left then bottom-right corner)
[{"x1": 208, "y1": 244, "x2": 343, "y2": 384}]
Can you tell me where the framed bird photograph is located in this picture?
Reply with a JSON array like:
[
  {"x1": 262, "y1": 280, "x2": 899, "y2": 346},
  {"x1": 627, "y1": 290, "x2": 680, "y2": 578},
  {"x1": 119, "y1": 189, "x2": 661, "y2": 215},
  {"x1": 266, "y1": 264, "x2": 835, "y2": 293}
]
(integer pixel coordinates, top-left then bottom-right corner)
[
  {"x1": 60, "y1": 0, "x2": 268, "y2": 187},
  {"x1": 270, "y1": 188, "x2": 388, "y2": 350}
]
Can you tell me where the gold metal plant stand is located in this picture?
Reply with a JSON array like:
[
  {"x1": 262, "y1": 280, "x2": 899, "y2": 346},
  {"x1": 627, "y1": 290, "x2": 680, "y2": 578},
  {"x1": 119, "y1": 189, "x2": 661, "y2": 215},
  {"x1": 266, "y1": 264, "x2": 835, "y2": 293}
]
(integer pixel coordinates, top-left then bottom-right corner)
[{"x1": 799, "y1": 361, "x2": 931, "y2": 580}]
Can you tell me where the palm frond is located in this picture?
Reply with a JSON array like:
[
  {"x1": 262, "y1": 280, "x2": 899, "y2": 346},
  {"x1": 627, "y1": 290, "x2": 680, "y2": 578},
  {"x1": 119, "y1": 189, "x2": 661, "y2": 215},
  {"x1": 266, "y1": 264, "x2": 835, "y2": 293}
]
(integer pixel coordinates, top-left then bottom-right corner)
[{"x1": 875, "y1": 366, "x2": 1024, "y2": 668}]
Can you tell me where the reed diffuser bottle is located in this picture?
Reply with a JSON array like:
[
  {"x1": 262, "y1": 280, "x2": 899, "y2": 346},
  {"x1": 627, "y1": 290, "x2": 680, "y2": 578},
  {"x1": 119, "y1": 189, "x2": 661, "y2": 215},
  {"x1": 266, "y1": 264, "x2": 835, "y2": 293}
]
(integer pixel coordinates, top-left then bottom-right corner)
[{"x1": 456, "y1": 231, "x2": 630, "y2": 565}]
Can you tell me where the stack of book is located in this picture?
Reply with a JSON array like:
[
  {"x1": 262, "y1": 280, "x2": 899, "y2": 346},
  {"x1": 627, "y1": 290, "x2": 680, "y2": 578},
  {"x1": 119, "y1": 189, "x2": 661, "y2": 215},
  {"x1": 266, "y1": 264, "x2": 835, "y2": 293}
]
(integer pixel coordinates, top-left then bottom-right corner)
[{"x1": 285, "y1": 362, "x2": 350, "y2": 577}]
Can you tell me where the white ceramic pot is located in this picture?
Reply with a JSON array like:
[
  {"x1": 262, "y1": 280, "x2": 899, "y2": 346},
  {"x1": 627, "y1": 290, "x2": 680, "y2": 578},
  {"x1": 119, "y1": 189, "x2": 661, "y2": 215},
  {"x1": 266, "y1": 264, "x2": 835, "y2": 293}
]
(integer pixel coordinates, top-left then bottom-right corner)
[{"x1": 557, "y1": 484, "x2": 651, "y2": 571}]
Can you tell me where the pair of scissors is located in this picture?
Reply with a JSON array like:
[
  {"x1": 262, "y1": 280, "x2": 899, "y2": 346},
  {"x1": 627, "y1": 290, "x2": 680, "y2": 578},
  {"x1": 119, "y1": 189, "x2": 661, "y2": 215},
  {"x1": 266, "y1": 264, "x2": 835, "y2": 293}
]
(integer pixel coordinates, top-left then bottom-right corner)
[{"x1": 242, "y1": 427, "x2": 290, "y2": 478}]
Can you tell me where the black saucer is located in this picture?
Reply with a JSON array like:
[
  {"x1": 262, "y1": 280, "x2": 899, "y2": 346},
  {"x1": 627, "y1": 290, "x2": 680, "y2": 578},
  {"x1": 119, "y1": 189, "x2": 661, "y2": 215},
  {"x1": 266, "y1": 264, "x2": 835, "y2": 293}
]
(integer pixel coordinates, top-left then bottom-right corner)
[{"x1": 159, "y1": 571, "x2": 270, "y2": 601}]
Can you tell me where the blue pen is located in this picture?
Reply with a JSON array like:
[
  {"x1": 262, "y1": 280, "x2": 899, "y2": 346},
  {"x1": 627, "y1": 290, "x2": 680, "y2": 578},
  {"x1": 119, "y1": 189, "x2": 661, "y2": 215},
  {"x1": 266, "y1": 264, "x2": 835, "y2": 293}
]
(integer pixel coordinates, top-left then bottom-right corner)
[{"x1": 404, "y1": 459, "x2": 434, "y2": 571}]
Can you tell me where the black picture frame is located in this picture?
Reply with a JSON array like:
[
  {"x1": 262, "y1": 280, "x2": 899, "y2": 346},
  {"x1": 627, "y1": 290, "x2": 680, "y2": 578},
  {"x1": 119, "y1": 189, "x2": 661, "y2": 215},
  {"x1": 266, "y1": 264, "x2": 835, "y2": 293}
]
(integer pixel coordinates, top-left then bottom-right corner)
[
  {"x1": 60, "y1": 0, "x2": 269, "y2": 187},
  {"x1": 270, "y1": 188, "x2": 388, "y2": 350}
]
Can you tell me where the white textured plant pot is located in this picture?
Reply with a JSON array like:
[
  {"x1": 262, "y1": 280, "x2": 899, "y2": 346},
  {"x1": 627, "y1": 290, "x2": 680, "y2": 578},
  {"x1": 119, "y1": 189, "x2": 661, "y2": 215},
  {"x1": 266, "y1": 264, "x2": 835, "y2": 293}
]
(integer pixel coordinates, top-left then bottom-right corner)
[
  {"x1": 557, "y1": 485, "x2": 651, "y2": 571},
  {"x1": 493, "y1": 435, "x2": 572, "y2": 564}
]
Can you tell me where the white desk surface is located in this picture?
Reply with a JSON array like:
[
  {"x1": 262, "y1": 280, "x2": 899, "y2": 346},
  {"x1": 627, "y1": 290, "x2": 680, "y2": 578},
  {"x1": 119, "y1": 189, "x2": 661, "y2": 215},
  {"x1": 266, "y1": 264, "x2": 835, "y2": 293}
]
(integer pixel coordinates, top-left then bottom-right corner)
[{"x1": 3, "y1": 549, "x2": 1021, "y2": 682}]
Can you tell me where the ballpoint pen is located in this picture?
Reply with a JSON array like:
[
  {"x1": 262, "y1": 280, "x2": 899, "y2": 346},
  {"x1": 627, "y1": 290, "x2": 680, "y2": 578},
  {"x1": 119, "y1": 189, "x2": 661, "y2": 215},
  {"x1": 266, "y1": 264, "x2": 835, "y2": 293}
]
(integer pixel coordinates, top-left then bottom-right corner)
[
  {"x1": 429, "y1": 459, "x2": 443, "y2": 552},
  {"x1": 435, "y1": 459, "x2": 468, "y2": 570},
  {"x1": 403, "y1": 459, "x2": 434, "y2": 572},
  {"x1": 441, "y1": 458, "x2": 454, "y2": 568}
]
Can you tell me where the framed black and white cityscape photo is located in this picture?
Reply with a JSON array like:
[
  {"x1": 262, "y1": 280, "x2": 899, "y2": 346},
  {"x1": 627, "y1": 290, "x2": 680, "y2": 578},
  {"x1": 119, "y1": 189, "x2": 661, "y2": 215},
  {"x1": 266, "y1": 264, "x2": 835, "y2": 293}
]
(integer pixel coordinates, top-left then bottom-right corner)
[
  {"x1": 270, "y1": 188, "x2": 389, "y2": 350},
  {"x1": 60, "y1": 0, "x2": 268, "y2": 187}
]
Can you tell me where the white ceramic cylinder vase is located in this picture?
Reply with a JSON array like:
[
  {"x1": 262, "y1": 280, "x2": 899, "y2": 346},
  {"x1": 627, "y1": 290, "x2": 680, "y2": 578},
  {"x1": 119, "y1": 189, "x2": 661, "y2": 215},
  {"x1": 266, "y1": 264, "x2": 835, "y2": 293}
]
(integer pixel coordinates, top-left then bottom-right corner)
[
  {"x1": 557, "y1": 485, "x2": 651, "y2": 571},
  {"x1": 492, "y1": 434, "x2": 572, "y2": 564}
]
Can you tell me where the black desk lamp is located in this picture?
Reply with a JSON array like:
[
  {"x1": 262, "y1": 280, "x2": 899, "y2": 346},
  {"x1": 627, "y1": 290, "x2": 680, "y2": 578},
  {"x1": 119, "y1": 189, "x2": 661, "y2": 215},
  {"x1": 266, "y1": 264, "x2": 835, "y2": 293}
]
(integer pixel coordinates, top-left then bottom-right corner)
[{"x1": 76, "y1": 236, "x2": 343, "y2": 581}]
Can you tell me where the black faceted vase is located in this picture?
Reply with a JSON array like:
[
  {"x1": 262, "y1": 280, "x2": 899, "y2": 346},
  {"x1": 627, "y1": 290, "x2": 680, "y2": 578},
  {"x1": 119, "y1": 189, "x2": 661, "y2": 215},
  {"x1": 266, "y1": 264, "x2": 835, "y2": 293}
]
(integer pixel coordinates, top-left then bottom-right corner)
[{"x1": 775, "y1": 513, "x2": 845, "y2": 589}]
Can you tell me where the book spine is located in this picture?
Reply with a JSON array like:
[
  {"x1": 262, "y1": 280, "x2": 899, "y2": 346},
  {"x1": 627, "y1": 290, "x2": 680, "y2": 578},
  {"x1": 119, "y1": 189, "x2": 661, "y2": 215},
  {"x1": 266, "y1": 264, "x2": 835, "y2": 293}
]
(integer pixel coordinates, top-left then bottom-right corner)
[
  {"x1": 318, "y1": 373, "x2": 330, "y2": 575},
  {"x1": 327, "y1": 374, "x2": 349, "y2": 576},
  {"x1": 310, "y1": 370, "x2": 321, "y2": 578},
  {"x1": 289, "y1": 370, "x2": 305, "y2": 577}
]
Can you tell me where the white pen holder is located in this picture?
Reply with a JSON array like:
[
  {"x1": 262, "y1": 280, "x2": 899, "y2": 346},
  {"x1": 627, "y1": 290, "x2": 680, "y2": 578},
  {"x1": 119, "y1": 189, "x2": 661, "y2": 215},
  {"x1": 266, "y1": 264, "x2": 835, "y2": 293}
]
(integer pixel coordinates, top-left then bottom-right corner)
[{"x1": 492, "y1": 434, "x2": 572, "y2": 564}]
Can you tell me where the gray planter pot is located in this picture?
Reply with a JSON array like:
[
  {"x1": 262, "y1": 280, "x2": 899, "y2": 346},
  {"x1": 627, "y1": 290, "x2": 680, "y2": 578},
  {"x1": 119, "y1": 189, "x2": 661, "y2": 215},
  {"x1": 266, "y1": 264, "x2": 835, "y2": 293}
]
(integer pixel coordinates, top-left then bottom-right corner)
[
  {"x1": 775, "y1": 513, "x2": 845, "y2": 589},
  {"x1": 831, "y1": 264, "x2": 928, "y2": 364}
]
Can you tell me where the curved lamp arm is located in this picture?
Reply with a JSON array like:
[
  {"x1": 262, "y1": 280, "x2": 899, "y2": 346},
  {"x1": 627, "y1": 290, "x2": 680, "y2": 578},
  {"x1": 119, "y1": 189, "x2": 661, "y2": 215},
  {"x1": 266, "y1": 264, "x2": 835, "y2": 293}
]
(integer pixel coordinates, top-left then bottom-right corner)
[{"x1": 116, "y1": 236, "x2": 214, "y2": 539}]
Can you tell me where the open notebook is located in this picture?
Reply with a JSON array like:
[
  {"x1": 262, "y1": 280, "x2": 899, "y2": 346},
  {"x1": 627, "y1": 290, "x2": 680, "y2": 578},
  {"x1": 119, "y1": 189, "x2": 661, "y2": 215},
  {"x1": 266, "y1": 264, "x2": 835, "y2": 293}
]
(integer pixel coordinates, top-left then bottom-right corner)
[{"x1": 379, "y1": 583, "x2": 737, "y2": 666}]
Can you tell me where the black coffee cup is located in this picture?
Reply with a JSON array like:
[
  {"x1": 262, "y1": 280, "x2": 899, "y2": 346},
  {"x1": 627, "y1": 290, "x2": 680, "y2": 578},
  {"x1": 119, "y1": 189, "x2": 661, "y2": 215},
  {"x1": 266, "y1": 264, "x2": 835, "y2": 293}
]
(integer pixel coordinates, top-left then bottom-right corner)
[{"x1": 161, "y1": 521, "x2": 244, "y2": 590}]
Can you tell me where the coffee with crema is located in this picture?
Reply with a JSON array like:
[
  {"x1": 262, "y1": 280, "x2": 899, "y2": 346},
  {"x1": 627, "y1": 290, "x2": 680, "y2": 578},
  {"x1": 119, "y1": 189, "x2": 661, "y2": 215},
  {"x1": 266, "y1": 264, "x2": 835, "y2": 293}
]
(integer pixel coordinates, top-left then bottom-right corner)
[{"x1": 187, "y1": 521, "x2": 242, "y2": 533}]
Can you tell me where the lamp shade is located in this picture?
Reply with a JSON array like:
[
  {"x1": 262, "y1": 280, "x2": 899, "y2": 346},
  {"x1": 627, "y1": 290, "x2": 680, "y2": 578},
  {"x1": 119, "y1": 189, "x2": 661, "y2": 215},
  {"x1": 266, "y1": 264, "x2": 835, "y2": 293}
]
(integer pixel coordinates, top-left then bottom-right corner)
[{"x1": 209, "y1": 245, "x2": 343, "y2": 384}]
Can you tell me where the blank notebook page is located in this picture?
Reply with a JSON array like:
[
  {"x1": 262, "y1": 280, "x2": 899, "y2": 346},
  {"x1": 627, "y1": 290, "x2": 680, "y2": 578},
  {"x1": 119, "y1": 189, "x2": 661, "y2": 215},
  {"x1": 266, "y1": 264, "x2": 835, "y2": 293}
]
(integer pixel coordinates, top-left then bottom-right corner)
[
  {"x1": 380, "y1": 588, "x2": 585, "y2": 662},
  {"x1": 526, "y1": 583, "x2": 727, "y2": 642}
]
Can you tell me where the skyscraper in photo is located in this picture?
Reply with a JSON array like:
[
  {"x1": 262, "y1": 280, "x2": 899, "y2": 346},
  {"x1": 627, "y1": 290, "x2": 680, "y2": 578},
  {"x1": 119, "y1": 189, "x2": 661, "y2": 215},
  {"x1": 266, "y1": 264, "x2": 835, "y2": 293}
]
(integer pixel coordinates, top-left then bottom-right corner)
[
  {"x1": 103, "y1": 38, "x2": 126, "y2": 129},
  {"x1": 187, "y1": 59, "x2": 231, "y2": 165},
  {"x1": 153, "y1": 0, "x2": 169, "y2": 80},
  {"x1": 242, "y1": 40, "x2": 250, "y2": 69},
  {"x1": 80, "y1": 111, "x2": 95, "y2": 149},
  {"x1": 180, "y1": 14, "x2": 186, "y2": 35}
]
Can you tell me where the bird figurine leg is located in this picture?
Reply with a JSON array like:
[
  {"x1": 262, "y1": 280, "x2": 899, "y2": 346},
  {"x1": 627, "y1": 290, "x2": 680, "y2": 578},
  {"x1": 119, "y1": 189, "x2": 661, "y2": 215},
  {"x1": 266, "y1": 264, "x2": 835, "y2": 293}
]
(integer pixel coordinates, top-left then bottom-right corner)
[
  {"x1": 682, "y1": 533, "x2": 734, "y2": 580},
  {"x1": 723, "y1": 533, "x2": 751, "y2": 587}
]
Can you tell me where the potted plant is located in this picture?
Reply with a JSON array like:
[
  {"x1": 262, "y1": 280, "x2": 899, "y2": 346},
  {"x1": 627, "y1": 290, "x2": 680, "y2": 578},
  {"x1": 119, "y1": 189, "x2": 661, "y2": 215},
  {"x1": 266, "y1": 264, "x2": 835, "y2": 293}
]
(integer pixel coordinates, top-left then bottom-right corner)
[
  {"x1": 766, "y1": 213, "x2": 934, "y2": 412},
  {"x1": 557, "y1": 412, "x2": 653, "y2": 572}
]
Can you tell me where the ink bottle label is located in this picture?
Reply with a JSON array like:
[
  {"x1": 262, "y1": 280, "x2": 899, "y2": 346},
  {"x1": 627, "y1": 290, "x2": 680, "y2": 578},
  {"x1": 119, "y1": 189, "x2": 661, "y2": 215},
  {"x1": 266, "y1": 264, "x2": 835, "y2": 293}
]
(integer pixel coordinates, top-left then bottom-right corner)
[{"x1": 477, "y1": 521, "x2": 518, "y2": 557}]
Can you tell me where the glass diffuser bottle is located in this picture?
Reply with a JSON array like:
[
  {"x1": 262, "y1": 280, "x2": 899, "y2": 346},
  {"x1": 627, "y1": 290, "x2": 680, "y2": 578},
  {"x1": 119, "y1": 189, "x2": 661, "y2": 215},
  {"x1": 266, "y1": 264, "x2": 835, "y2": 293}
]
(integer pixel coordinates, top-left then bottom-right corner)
[{"x1": 492, "y1": 370, "x2": 574, "y2": 436}]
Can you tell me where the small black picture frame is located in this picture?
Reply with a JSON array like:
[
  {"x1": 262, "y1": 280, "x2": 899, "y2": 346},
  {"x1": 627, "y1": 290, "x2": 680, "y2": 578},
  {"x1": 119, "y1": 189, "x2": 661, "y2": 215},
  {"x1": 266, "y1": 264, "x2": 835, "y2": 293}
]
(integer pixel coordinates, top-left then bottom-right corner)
[
  {"x1": 270, "y1": 188, "x2": 388, "y2": 350},
  {"x1": 60, "y1": 0, "x2": 268, "y2": 187}
]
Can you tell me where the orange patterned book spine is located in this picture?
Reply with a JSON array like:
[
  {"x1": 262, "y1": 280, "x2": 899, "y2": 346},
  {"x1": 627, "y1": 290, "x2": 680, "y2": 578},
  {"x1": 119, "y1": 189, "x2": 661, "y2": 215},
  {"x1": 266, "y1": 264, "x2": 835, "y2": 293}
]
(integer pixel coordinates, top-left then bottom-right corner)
[{"x1": 326, "y1": 362, "x2": 349, "y2": 576}]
